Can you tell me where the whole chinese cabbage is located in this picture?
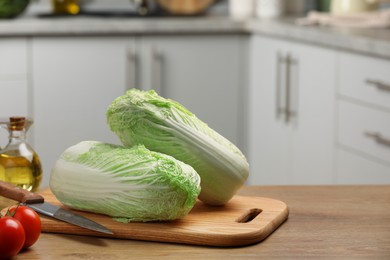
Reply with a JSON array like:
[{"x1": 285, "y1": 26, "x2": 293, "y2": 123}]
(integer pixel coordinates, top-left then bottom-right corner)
[
  {"x1": 106, "y1": 89, "x2": 249, "y2": 205},
  {"x1": 50, "y1": 141, "x2": 201, "y2": 222}
]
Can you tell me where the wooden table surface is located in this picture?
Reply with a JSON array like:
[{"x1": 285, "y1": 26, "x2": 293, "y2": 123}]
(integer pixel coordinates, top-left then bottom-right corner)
[{"x1": 1, "y1": 185, "x2": 389, "y2": 259}]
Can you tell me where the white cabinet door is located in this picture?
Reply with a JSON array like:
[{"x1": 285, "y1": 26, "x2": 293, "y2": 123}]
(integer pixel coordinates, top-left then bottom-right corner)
[
  {"x1": 0, "y1": 80, "x2": 29, "y2": 118},
  {"x1": 0, "y1": 80, "x2": 29, "y2": 149},
  {"x1": 0, "y1": 38, "x2": 30, "y2": 148},
  {"x1": 138, "y1": 35, "x2": 245, "y2": 148},
  {"x1": 248, "y1": 36, "x2": 336, "y2": 185},
  {"x1": 248, "y1": 37, "x2": 291, "y2": 185},
  {"x1": 0, "y1": 39, "x2": 28, "y2": 78},
  {"x1": 0, "y1": 38, "x2": 29, "y2": 119},
  {"x1": 291, "y1": 42, "x2": 336, "y2": 184},
  {"x1": 32, "y1": 37, "x2": 133, "y2": 187}
]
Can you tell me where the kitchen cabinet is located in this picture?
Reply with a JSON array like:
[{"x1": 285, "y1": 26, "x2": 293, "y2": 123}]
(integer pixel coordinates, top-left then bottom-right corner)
[
  {"x1": 0, "y1": 38, "x2": 28, "y2": 78},
  {"x1": 248, "y1": 36, "x2": 336, "y2": 185},
  {"x1": 0, "y1": 38, "x2": 29, "y2": 118},
  {"x1": 0, "y1": 80, "x2": 29, "y2": 119},
  {"x1": 32, "y1": 37, "x2": 132, "y2": 186},
  {"x1": 32, "y1": 35, "x2": 245, "y2": 187},
  {"x1": 336, "y1": 52, "x2": 390, "y2": 184},
  {"x1": 137, "y1": 35, "x2": 244, "y2": 147},
  {"x1": 0, "y1": 39, "x2": 30, "y2": 147}
]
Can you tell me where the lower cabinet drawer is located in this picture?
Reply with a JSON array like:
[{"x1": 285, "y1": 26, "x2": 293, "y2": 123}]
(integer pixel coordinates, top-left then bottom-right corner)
[
  {"x1": 337, "y1": 100, "x2": 390, "y2": 164},
  {"x1": 339, "y1": 52, "x2": 390, "y2": 110},
  {"x1": 336, "y1": 149, "x2": 390, "y2": 184}
]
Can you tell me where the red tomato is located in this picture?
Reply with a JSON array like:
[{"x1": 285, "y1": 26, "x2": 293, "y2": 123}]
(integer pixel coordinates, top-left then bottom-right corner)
[
  {"x1": 9, "y1": 205, "x2": 41, "y2": 248},
  {"x1": 0, "y1": 217, "x2": 25, "y2": 259}
]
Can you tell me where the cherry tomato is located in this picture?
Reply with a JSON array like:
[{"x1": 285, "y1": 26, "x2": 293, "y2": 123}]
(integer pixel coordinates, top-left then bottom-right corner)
[
  {"x1": 0, "y1": 216, "x2": 25, "y2": 259},
  {"x1": 9, "y1": 205, "x2": 41, "y2": 249}
]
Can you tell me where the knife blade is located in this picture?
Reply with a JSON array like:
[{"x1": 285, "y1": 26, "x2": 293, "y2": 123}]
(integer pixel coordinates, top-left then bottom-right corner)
[{"x1": 0, "y1": 181, "x2": 113, "y2": 235}]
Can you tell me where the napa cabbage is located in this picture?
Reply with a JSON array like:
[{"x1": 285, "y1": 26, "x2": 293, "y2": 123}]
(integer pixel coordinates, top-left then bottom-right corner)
[
  {"x1": 50, "y1": 141, "x2": 201, "y2": 222},
  {"x1": 106, "y1": 89, "x2": 249, "y2": 205}
]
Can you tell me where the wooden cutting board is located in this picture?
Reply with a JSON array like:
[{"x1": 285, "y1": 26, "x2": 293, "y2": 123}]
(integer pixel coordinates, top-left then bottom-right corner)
[{"x1": 33, "y1": 189, "x2": 289, "y2": 247}]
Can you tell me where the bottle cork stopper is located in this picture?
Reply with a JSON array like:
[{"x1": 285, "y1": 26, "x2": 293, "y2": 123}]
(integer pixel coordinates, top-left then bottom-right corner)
[{"x1": 9, "y1": 116, "x2": 26, "y2": 131}]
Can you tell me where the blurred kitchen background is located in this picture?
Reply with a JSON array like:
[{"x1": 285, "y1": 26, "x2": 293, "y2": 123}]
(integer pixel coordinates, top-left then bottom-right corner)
[{"x1": 0, "y1": 0, "x2": 389, "y2": 188}]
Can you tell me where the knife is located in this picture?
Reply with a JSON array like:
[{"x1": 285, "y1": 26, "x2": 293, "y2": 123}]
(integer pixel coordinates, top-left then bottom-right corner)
[{"x1": 0, "y1": 181, "x2": 113, "y2": 235}]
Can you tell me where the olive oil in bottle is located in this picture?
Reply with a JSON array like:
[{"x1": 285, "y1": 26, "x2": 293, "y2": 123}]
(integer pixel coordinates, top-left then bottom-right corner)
[
  {"x1": 0, "y1": 117, "x2": 42, "y2": 192},
  {"x1": 51, "y1": 0, "x2": 80, "y2": 15}
]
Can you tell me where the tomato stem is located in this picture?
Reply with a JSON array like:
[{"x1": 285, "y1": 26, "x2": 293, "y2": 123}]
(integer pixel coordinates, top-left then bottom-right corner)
[{"x1": 6, "y1": 203, "x2": 21, "y2": 217}]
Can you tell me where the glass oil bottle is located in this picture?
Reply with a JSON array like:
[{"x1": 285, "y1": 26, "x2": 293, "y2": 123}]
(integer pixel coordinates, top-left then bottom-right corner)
[{"x1": 0, "y1": 117, "x2": 42, "y2": 192}]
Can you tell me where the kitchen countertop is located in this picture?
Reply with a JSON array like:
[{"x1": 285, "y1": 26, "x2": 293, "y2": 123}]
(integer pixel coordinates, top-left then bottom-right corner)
[
  {"x1": 0, "y1": 15, "x2": 246, "y2": 35},
  {"x1": 4, "y1": 185, "x2": 389, "y2": 259},
  {"x1": 0, "y1": 15, "x2": 389, "y2": 59},
  {"x1": 247, "y1": 18, "x2": 390, "y2": 59}
]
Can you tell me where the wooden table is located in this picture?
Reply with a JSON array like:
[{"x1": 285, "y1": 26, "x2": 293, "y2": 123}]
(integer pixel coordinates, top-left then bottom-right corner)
[{"x1": 2, "y1": 185, "x2": 389, "y2": 259}]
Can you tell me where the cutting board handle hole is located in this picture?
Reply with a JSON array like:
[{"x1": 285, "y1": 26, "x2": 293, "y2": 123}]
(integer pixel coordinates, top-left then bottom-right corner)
[{"x1": 236, "y1": 208, "x2": 262, "y2": 223}]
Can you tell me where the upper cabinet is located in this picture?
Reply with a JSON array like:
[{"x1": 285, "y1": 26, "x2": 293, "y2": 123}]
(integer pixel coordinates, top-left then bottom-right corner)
[
  {"x1": 248, "y1": 35, "x2": 336, "y2": 185},
  {"x1": 31, "y1": 35, "x2": 246, "y2": 186}
]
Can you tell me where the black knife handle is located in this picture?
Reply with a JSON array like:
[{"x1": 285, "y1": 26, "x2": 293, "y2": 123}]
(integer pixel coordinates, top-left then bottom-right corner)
[{"x1": 0, "y1": 180, "x2": 44, "y2": 204}]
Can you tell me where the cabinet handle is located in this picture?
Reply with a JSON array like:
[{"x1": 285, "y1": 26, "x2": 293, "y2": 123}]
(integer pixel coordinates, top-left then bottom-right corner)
[
  {"x1": 127, "y1": 47, "x2": 138, "y2": 90},
  {"x1": 365, "y1": 131, "x2": 390, "y2": 147},
  {"x1": 285, "y1": 54, "x2": 292, "y2": 123},
  {"x1": 151, "y1": 47, "x2": 163, "y2": 95},
  {"x1": 285, "y1": 54, "x2": 298, "y2": 123},
  {"x1": 366, "y1": 79, "x2": 390, "y2": 92},
  {"x1": 276, "y1": 52, "x2": 285, "y2": 119}
]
